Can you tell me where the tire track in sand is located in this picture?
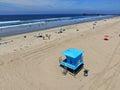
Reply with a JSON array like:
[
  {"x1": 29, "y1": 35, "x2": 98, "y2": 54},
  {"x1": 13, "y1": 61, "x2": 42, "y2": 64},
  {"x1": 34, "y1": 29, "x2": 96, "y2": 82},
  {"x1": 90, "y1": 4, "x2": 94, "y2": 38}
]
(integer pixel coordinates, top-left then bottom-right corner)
[{"x1": 89, "y1": 40, "x2": 120, "y2": 90}]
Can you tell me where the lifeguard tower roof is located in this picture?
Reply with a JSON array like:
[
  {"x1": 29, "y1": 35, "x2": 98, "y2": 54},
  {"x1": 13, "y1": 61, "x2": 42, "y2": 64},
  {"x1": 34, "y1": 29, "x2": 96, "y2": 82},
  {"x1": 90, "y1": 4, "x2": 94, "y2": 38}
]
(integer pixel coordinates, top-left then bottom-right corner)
[{"x1": 61, "y1": 48, "x2": 84, "y2": 58}]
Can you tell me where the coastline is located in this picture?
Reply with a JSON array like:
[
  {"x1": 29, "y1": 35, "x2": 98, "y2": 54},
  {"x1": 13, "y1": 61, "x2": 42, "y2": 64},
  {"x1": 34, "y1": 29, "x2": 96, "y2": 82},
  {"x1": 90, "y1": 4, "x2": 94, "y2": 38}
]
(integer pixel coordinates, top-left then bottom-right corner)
[
  {"x1": 0, "y1": 16, "x2": 118, "y2": 40},
  {"x1": 0, "y1": 16, "x2": 120, "y2": 90},
  {"x1": 0, "y1": 15, "x2": 114, "y2": 37}
]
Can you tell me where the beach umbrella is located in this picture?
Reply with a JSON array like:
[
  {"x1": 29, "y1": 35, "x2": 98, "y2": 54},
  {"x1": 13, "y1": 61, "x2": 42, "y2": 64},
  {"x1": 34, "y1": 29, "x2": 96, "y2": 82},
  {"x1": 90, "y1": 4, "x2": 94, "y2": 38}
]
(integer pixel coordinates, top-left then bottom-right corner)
[{"x1": 104, "y1": 34, "x2": 110, "y2": 40}]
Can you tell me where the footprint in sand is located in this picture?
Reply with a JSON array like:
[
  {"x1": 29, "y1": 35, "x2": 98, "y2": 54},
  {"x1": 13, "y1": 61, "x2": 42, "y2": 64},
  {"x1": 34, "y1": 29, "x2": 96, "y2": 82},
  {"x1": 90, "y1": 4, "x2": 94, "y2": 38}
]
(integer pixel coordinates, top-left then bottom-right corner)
[
  {"x1": 0, "y1": 61, "x2": 4, "y2": 66},
  {"x1": 10, "y1": 59, "x2": 14, "y2": 63},
  {"x1": 13, "y1": 49, "x2": 17, "y2": 51}
]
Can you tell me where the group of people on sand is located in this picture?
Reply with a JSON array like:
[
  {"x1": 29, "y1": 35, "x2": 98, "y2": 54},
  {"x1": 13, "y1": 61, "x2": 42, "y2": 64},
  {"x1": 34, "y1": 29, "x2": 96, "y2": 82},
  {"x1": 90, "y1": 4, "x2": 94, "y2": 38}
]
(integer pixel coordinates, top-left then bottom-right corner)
[
  {"x1": 23, "y1": 28, "x2": 66, "y2": 41},
  {"x1": 36, "y1": 33, "x2": 51, "y2": 40},
  {"x1": 38, "y1": 28, "x2": 66, "y2": 40},
  {"x1": 43, "y1": 34, "x2": 51, "y2": 40}
]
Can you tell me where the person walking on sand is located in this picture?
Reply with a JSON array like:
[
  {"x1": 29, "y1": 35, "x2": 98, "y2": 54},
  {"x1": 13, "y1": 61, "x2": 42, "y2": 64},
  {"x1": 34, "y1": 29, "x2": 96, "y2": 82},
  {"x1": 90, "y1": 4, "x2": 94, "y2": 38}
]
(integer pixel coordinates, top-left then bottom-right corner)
[
  {"x1": 45, "y1": 34, "x2": 51, "y2": 40},
  {"x1": 48, "y1": 34, "x2": 51, "y2": 40},
  {"x1": 93, "y1": 23, "x2": 96, "y2": 30},
  {"x1": 45, "y1": 34, "x2": 48, "y2": 37},
  {"x1": 42, "y1": 36, "x2": 45, "y2": 40}
]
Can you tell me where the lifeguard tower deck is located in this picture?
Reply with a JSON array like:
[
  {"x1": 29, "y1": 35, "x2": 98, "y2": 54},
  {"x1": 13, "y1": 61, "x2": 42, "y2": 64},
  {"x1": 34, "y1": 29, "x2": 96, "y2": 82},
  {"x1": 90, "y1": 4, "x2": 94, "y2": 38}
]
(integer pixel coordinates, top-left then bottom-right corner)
[{"x1": 59, "y1": 48, "x2": 84, "y2": 72}]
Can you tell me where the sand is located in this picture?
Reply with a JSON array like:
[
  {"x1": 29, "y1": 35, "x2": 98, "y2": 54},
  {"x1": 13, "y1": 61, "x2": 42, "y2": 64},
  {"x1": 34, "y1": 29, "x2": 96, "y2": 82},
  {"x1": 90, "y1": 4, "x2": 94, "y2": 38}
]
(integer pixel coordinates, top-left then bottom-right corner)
[{"x1": 0, "y1": 16, "x2": 120, "y2": 90}]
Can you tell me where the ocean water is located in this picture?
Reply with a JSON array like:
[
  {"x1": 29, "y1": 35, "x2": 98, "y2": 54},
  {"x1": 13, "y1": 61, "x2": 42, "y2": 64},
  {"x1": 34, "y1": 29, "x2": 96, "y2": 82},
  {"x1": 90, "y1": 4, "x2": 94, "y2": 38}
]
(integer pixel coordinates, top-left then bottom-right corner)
[{"x1": 0, "y1": 14, "x2": 114, "y2": 37}]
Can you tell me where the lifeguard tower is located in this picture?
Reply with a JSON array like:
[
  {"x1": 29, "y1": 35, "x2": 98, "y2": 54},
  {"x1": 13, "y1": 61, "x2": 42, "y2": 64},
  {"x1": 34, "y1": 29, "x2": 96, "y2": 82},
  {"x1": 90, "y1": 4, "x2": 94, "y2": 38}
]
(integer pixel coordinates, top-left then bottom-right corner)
[{"x1": 59, "y1": 48, "x2": 84, "y2": 74}]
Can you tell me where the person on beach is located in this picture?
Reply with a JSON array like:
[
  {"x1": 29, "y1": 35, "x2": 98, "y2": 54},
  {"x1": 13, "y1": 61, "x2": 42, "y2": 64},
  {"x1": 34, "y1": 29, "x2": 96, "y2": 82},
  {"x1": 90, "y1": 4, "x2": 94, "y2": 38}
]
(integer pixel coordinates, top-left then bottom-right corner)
[
  {"x1": 45, "y1": 34, "x2": 51, "y2": 40},
  {"x1": 42, "y1": 36, "x2": 45, "y2": 40},
  {"x1": 39, "y1": 33, "x2": 43, "y2": 37},
  {"x1": 93, "y1": 23, "x2": 96, "y2": 29},
  {"x1": 24, "y1": 36, "x2": 26, "y2": 38},
  {"x1": 48, "y1": 34, "x2": 51, "y2": 40},
  {"x1": 58, "y1": 28, "x2": 63, "y2": 33},
  {"x1": 45, "y1": 34, "x2": 49, "y2": 37}
]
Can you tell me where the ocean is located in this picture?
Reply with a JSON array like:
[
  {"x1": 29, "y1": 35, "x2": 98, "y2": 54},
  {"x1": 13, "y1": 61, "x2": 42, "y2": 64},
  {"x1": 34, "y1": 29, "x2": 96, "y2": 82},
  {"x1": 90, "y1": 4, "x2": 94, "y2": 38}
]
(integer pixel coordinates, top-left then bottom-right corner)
[{"x1": 0, "y1": 14, "x2": 114, "y2": 37}]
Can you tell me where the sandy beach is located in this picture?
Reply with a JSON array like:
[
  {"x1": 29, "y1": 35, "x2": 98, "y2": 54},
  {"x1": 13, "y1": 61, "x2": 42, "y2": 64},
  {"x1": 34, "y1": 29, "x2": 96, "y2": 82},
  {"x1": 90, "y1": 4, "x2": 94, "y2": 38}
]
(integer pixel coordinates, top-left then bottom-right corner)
[{"x1": 0, "y1": 16, "x2": 120, "y2": 90}]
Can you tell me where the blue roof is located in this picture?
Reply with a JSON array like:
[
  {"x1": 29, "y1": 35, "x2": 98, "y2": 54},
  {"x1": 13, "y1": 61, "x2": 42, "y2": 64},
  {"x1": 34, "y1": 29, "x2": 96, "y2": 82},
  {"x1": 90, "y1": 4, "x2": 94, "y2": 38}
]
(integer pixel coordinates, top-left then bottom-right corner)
[{"x1": 61, "y1": 48, "x2": 84, "y2": 58}]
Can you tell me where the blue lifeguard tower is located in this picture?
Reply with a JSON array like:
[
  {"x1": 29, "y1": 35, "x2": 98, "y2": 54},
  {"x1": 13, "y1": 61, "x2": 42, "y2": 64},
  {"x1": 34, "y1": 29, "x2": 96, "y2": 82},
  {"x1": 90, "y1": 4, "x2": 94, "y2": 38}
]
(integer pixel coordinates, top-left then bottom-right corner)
[{"x1": 59, "y1": 48, "x2": 84, "y2": 73}]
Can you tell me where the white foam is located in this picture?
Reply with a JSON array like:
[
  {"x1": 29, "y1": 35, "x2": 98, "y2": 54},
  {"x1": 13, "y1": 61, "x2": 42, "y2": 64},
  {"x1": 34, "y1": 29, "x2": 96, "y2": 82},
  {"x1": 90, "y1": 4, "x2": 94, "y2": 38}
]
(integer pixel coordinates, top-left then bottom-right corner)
[
  {"x1": 0, "y1": 21, "x2": 46, "y2": 29},
  {"x1": 0, "y1": 20, "x2": 21, "y2": 24}
]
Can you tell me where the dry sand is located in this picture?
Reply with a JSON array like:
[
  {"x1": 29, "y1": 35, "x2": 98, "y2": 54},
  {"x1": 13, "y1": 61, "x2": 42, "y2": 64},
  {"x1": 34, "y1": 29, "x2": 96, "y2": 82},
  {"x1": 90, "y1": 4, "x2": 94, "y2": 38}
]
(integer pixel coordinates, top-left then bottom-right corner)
[{"x1": 0, "y1": 16, "x2": 120, "y2": 90}]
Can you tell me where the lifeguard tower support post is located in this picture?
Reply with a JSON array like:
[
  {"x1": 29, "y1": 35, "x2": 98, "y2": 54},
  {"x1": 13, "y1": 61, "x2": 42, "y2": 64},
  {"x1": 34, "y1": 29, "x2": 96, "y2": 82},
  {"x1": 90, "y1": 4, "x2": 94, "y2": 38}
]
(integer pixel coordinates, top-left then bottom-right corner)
[{"x1": 59, "y1": 48, "x2": 84, "y2": 73}]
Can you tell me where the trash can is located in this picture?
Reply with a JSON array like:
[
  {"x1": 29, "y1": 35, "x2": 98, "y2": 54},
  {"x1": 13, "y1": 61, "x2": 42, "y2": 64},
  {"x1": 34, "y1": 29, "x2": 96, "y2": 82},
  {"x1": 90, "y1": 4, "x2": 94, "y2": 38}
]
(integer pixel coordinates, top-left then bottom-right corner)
[{"x1": 84, "y1": 70, "x2": 88, "y2": 77}]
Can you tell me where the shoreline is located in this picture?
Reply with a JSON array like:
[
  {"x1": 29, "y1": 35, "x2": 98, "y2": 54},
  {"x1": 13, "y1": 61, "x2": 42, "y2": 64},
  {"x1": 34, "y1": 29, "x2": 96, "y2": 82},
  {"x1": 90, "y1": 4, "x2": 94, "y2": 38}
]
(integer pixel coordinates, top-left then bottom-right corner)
[
  {"x1": 0, "y1": 15, "x2": 114, "y2": 37},
  {"x1": 0, "y1": 15, "x2": 116, "y2": 39}
]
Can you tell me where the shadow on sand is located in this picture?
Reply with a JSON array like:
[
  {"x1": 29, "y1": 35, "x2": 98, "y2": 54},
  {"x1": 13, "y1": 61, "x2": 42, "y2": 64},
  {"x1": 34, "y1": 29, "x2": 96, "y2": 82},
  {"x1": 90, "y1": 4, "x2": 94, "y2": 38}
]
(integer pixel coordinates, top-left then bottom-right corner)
[{"x1": 60, "y1": 64, "x2": 84, "y2": 76}]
